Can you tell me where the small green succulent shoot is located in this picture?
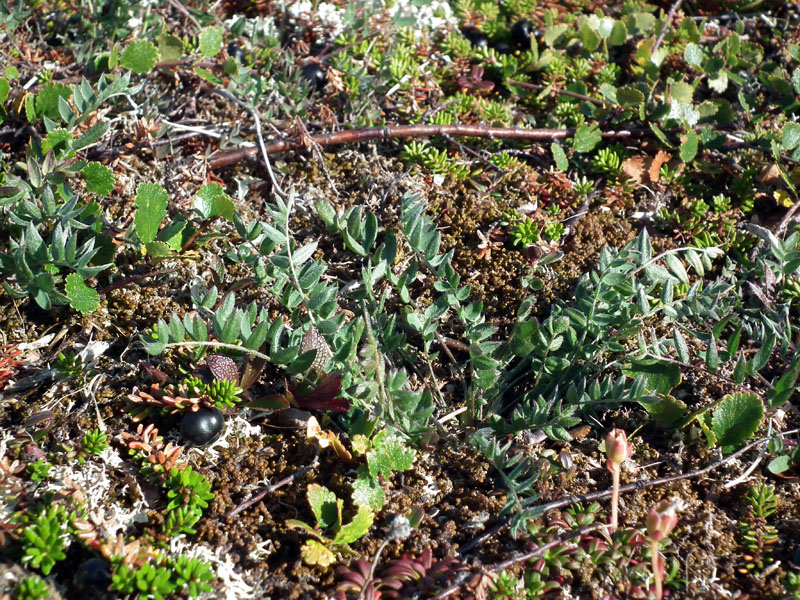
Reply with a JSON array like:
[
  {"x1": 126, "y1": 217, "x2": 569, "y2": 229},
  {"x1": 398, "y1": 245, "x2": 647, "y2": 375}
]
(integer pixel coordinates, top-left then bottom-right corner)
[
  {"x1": 80, "y1": 429, "x2": 110, "y2": 460},
  {"x1": 15, "y1": 575, "x2": 50, "y2": 600},
  {"x1": 54, "y1": 351, "x2": 86, "y2": 381},
  {"x1": 204, "y1": 354, "x2": 245, "y2": 407},
  {"x1": 287, "y1": 483, "x2": 375, "y2": 567},
  {"x1": 27, "y1": 458, "x2": 52, "y2": 482},
  {"x1": 21, "y1": 504, "x2": 70, "y2": 575},
  {"x1": 509, "y1": 214, "x2": 540, "y2": 247}
]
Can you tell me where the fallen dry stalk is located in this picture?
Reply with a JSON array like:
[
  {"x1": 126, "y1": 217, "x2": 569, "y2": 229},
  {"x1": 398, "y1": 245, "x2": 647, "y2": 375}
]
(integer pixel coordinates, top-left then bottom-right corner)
[{"x1": 206, "y1": 123, "x2": 645, "y2": 169}]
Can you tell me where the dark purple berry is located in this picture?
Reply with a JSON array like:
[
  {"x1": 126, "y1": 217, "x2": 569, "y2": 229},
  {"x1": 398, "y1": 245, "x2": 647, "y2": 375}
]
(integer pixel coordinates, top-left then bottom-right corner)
[
  {"x1": 74, "y1": 558, "x2": 112, "y2": 592},
  {"x1": 462, "y1": 28, "x2": 489, "y2": 49},
  {"x1": 227, "y1": 42, "x2": 244, "y2": 61},
  {"x1": 181, "y1": 407, "x2": 224, "y2": 446},
  {"x1": 511, "y1": 20, "x2": 533, "y2": 50},
  {"x1": 301, "y1": 63, "x2": 327, "y2": 90}
]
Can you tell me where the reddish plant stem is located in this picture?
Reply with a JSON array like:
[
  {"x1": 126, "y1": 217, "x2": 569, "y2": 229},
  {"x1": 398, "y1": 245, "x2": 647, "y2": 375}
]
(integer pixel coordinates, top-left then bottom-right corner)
[
  {"x1": 97, "y1": 268, "x2": 176, "y2": 296},
  {"x1": 652, "y1": 0, "x2": 684, "y2": 54},
  {"x1": 207, "y1": 124, "x2": 645, "y2": 169},
  {"x1": 456, "y1": 431, "x2": 795, "y2": 557},
  {"x1": 431, "y1": 524, "x2": 605, "y2": 600}
]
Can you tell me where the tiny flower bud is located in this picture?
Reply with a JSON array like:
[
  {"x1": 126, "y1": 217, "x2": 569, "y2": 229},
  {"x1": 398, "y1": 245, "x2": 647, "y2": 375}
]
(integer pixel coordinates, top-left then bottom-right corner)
[
  {"x1": 646, "y1": 499, "x2": 682, "y2": 542},
  {"x1": 387, "y1": 515, "x2": 412, "y2": 541},
  {"x1": 605, "y1": 428, "x2": 632, "y2": 473}
]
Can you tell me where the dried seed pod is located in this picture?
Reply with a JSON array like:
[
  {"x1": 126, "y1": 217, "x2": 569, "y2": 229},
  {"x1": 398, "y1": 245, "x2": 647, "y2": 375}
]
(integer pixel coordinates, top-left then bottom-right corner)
[
  {"x1": 206, "y1": 354, "x2": 239, "y2": 383},
  {"x1": 301, "y1": 326, "x2": 332, "y2": 372}
]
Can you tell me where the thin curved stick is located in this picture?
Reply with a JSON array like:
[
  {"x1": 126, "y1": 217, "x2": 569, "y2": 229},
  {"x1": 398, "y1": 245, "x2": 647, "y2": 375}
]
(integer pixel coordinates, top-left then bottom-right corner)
[{"x1": 206, "y1": 124, "x2": 645, "y2": 169}]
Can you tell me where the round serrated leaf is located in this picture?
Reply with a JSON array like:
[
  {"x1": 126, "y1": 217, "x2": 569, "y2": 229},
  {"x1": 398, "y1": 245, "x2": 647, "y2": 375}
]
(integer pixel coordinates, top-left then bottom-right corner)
[
  {"x1": 194, "y1": 183, "x2": 234, "y2": 220},
  {"x1": 572, "y1": 123, "x2": 602, "y2": 153},
  {"x1": 783, "y1": 122, "x2": 800, "y2": 151},
  {"x1": 551, "y1": 143, "x2": 568, "y2": 171},
  {"x1": 82, "y1": 162, "x2": 115, "y2": 195},
  {"x1": 121, "y1": 40, "x2": 158, "y2": 74},
  {"x1": 65, "y1": 273, "x2": 100, "y2": 314},
  {"x1": 41, "y1": 128, "x2": 73, "y2": 155},
  {"x1": 616, "y1": 86, "x2": 645, "y2": 107},
  {"x1": 199, "y1": 26, "x2": 224, "y2": 58},
  {"x1": 680, "y1": 131, "x2": 698, "y2": 163},
  {"x1": 712, "y1": 392, "x2": 763, "y2": 452},
  {"x1": 352, "y1": 465, "x2": 385, "y2": 511},
  {"x1": 159, "y1": 33, "x2": 184, "y2": 61}
]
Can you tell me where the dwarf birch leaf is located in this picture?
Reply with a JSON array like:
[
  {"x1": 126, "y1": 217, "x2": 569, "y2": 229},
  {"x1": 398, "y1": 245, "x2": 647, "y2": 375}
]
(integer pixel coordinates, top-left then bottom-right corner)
[
  {"x1": 159, "y1": 33, "x2": 184, "y2": 61},
  {"x1": 352, "y1": 465, "x2": 385, "y2": 511},
  {"x1": 82, "y1": 162, "x2": 115, "y2": 195},
  {"x1": 551, "y1": 143, "x2": 568, "y2": 171},
  {"x1": 41, "y1": 129, "x2": 73, "y2": 155},
  {"x1": 144, "y1": 241, "x2": 171, "y2": 257},
  {"x1": 712, "y1": 392, "x2": 763, "y2": 453},
  {"x1": 783, "y1": 122, "x2": 800, "y2": 151},
  {"x1": 573, "y1": 123, "x2": 602, "y2": 153},
  {"x1": 684, "y1": 43, "x2": 703, "y2": 67},
  {"x1": 194, "y1": 183, "x2": 234, "y2": 220},
  {"x1": 121, "y1": 40, "x2": 158, "y2": 74},
  {"x1": 307, "y1": 484, "x2": 338, "y2": 529},
  {"x1": 199, "y1": 26, "x2": 224, "y2": 58},
  {"x1": 680, "y1": 131, "x2": 698, "y2": 163}
]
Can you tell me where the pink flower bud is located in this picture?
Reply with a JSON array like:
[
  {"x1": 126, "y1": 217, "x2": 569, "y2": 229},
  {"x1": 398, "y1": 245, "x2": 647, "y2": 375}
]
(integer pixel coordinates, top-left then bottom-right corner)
[
  {"x1": 605, "y1": 428, "x2": 632, "y2": 473},
  {"x1": 646, "y1": 499, "x2": 681, "y2": 542}
]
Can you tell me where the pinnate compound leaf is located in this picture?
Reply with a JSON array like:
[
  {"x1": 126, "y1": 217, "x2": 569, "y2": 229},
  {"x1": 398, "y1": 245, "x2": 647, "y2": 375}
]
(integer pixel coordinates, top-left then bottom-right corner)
[
  {"x1": 65, "y1": 273, "x2": 100, "y2": 314},
  {"x1": 121, "y1": 40, "x2": 158, "y2": 74},
  {"x1": 82, "y1": 162, "x2": 115, "y2": 195},
  {"x1": 134, "y1": 182, "x2": 168, "y2": 244},
  {"x1": 712, "y1": 392, "x2": 763, "y2": 453}
]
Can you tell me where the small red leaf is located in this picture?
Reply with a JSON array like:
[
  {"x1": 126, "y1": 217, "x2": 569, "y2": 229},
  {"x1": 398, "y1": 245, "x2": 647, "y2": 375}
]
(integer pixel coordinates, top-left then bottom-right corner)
[{"x1": 293, "y1": 371, "x2": 349, "y2": 412}]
